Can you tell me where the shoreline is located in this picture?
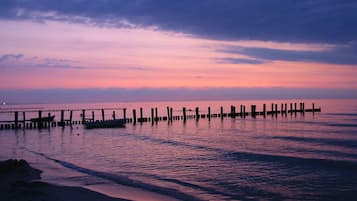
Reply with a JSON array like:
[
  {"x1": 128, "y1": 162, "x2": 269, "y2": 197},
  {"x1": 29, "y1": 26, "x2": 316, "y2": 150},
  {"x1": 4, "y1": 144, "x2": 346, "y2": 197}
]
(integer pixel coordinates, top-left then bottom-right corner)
[{"x1": 0, "y1": 159, "x2": 130, "y2": 201}]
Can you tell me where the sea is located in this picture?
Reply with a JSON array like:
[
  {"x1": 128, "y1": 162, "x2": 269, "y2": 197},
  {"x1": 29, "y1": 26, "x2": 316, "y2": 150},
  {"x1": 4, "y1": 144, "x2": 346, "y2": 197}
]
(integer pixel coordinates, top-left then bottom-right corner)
[{"x1": 0, "y1": 99, "x2": 357, "y2": 201}]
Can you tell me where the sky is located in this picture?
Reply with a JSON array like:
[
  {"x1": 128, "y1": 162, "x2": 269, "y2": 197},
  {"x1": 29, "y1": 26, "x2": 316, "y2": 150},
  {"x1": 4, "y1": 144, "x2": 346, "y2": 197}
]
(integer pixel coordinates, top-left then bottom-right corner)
[{"x1": 1, "y1": 0, "x2": 357, "y2": 103}]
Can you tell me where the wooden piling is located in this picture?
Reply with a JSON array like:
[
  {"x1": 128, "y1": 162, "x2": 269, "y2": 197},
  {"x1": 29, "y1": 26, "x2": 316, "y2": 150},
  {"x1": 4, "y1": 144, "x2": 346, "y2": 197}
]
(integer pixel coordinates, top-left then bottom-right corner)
[
  {"x1": 82, "y1": 110, "x2": 86, "y2": 123},
  {"x1": 170, "y1": 108, "x2": 173, "y2": 121},
  {"x1": 208, "y1": 107, "x2": 211, "y2": 121},
  {"x1": 14, "y1": 111, "x2": 19, "y2": 128},
  {"x1": 91, "y1": 111, "x2": 95, "y2": 122},
  {"x1": 69, "y1": 110, "x2": 73, "y2": 125},
  {"x1": 140, "y1": 108, "x2": 143, "y2": 123},
  {"x1": 38, "y1": 110, "x2": 43, "y2": 128},
  {"x1": 151, "y1": 108, "x2": 154, "y2": 123},
  {"x1": 60, "y1": 110, "x2": 64, "y2": 125},
  {"x1": 133, "y1": 109, "x2": 137, "y2": 125},
  {"x1": 101, "y1": 109, "x2": 105, "y2": 121},
  {"x1": 183, "y1": 107, "x2": 187, "y2": 122},
  {"x1": 155, "y1": 107, "x2": 158, "y2": 122},
  {"x1": 263, "y1": 104, "x2": 266, "y2": 117},
  {"x1": 195, "y1": 107, "x2": 199, "y2": 120},
  {"x1": 294, "y1": 103, "x2": 297, "y2": 113},
  {"x1": 220, "y1": 106, "x2": 223, "y2": 119},
  {"x1": 113, "y1": 111, "x2": 116, "y2": 120},
  {"x1": 123, "y1": 108, "x2": 127, "y2": 121}
]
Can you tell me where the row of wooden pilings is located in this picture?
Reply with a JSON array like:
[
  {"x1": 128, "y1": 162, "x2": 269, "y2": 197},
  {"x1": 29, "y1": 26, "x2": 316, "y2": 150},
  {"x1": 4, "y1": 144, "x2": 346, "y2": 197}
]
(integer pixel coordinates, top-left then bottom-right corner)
[{"x1": 0, "y1": 102, "x2": 320, "y2": 130}]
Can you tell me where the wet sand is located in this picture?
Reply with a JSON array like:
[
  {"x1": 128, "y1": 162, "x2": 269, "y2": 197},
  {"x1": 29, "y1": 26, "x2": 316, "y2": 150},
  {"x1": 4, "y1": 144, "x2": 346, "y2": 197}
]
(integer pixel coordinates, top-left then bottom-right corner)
[{"x1": 0, "y1": 159, "x2": 129, "y2": 201}]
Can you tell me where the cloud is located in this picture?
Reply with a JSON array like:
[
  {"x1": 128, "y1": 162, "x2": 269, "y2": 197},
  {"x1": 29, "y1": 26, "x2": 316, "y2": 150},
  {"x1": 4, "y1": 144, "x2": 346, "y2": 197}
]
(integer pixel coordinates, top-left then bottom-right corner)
[
  {"x1": 0, "y1": 53, "x2": 24, "y2": 62},
  {"x1": 220, "y1": 41, "x2": 357, "y2": 65},
  {"x1": 0, "y1": 53, "x2": 83, "y2": 69},
  {"x1": 1, "y1": 0, "x2": 357, "y2": 44},
  {"x1": 217, "y1": 58, "x2": 266, "y2": 65}
]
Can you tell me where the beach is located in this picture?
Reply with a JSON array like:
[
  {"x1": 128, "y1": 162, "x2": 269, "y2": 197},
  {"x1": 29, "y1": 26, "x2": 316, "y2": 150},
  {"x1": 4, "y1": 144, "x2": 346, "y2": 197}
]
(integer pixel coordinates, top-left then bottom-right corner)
[{"x1": 0, "y1": 159, "x2": 129, "y2": 201}]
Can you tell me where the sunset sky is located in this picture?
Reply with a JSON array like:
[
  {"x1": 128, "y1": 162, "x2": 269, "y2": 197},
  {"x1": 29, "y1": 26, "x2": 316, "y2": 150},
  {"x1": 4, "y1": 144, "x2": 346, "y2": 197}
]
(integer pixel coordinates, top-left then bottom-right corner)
[{"x1": 1, "y1": 1, "x2": 357, "y2": 102}]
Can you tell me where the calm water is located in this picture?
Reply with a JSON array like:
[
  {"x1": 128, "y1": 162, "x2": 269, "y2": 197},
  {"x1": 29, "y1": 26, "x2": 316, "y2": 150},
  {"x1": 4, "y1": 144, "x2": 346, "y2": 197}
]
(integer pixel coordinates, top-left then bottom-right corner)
[{"x1": 1, "y1": 99, "x2": 357, "y2": 201}]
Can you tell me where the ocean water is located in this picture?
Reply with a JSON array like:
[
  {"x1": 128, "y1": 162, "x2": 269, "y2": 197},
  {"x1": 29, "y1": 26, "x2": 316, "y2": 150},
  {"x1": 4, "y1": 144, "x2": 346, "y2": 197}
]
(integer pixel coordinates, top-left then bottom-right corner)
[{"x1": 1, "y1": 99, "x2": 357, "y2": 201}]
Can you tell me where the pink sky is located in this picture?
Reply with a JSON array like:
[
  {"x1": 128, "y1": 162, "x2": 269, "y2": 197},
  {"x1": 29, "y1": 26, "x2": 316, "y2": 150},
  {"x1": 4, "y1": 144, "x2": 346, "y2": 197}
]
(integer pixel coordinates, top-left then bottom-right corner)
[{"x1": 1, "y1": 20, "x2": 357, "y2": 90}]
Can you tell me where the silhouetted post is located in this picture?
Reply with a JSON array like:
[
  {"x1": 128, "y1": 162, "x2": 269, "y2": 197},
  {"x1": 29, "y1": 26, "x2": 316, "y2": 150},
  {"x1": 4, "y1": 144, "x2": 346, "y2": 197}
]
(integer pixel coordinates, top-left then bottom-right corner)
[
  {"x1": 302, "y1": 102, "x2": 305, "y2": 113},
  {"x1": 167, "y1": 107, "x2": 170, "y2": 121},
  {"x1": 132, "y1": 109, "x2": 137, "y2": 125},
  {"x1": 170, "y1": 107, "x2": 173, "y2": 121},
  {"x1": 263, "y1": 104, "x2": 266, "y2": 117},
  {"x1": 69, "y1": 110, "x2": 73, "y2": 125},
  {"x1": 151, "y1": 108, "x2": 154, "y2": 123},
  {"x1": 290, "y1": 103, "x2": 293, "y2": 113},
  {"x1": 243, "y1": 105, "x2": 246, "y2": 118},
  {"x1": 208, "y1": 107, "x2": 211, "y2": 121},
  {"x1": 101, "y1": 109, "x2": 105, "y2": 121},
  {"x1": 251, "y1": 105, "x2": 254, "y2": 118},
  {"x1": 195, "y1": 107, "x2": 199, "y2": 120},
  {"x1": 284, "y1": 104, "x2": 287, "y2": 114},
  {"x1": 275, "y1": 104, "x2": 278, "y2": 116},
  {"x1": 294, "y1": 103, "x2": 297, "y2": 113},
  {"x1": 60, "y1": 110, "x2": 64, "y2": 125},
  {"x1": 14, "y1": 111, "x2": 18, "y2": 128},
  {"x1": 230, "y1": 105, "x2": 235, "y2": 118},
  {"x1": 112, "y1": 111, "x2": 116, "y2": 120},
  {"x1": 271, "y1": 103, "x2": 274, "y2": 115},
  {"x1": 140, "y1": 108, "x2": 143, "y2": 123},
  {"x1": 220, "y1": 106, "x2": 224, "y2": 119},
  {"x1": 313, "y1": 103, "x2": 315, "y2": 113},
  {"x1": 181, "y1": 107, "x2": 186, "y2": 122},
  {"x1": 123, "y1": 108, "x2": 127, "y2": 122},
  {"x1": 155, "y1": 107, "x2": 158, "y2": 122},
  {"x1": 91, "y1": 111, "x2": 95, "y2": 122},
  {"x1": 82, "y1": 110, "x2": 86, "y2": 123},
  {"x1": 37, "y1": 110, "x2": 42, "y2": 128},
  {"x1": 22, "y1": 112, "x2": 26, "y2": 128}
]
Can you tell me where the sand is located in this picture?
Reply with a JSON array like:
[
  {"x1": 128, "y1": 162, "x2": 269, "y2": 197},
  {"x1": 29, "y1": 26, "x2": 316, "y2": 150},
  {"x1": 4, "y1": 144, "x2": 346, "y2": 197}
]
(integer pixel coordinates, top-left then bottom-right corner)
[{"x1": 0, "y1": 159, "x2": 130, "y2": 201}]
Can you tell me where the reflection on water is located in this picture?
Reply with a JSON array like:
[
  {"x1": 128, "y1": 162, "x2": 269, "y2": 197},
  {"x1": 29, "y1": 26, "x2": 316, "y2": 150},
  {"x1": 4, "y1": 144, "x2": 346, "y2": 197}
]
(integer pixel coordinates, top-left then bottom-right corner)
[{"x1": 1, "y1": 99, "x2": 357, "y2": 200}]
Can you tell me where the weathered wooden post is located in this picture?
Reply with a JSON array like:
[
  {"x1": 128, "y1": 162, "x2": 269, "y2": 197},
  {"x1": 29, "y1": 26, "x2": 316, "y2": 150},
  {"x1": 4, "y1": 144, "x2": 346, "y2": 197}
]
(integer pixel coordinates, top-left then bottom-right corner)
[
  {"x1": 275, "y1": 104, "x2": 278, "y2": 116},
  {"x1": 284, "y1": 104, "x2": 288, "y2": 114},
  {"x1": 82, "y1": 110, "x2": 86, "y2": 123},
  {"x1": 230, "y1": 105, "x2": 235, "y2": 118},
  {"x1": 290, "y1": 103, "x2": 293, "y2": 113},
  {"x1": 38, "y1": 110, "x2": 43, "y2": 128},
  {"x1": 154, "y1": 107, "x2": 158, "y2": 122},
  {"x1": 251, "y1": 105, "x2": 254, "y2": 118},
  {"x1": 220, "y1": 106, "x2": 224, "y2": 119},
  {"x1": 167, "y1": 107, "x2": 170, "y2": 121},
  {"x1": 69, "y1": 110, "x2": 73, "y2": 125},
  {"x1": 14, "y1": 111, "x2": 19, "y2": 128},
  {"x1": 60, "y1": 110, "x2": 64, "y2": 126},
  {"x1": 302, "y1": 102, "x2": 305, "y2": 113},
  {"x1": 195, "y1": 107, "x2": 200, "y2": 120},
  {"x1": 243, "y1": 105, "x2": 246, "y2": 118},
  {"x1": 208, "y1": 107, "x2": 211, "y2": 121},
  {"x1": 150, "y1": 108, "x2": 154, "y2": 123},
  {"x1": 112, "y1": 111, "x2": 116, "y2": 120},
  {"x1": 263, "y1": 104, "x2": 266, "y2": 117},
  {"x1": 91, "y1": 111, "x2": 94, "y2": 122},
  {"x1": 294, "y1": 103, "x2": 297, "y2": 113},
  {"x1": 271, "y1": 103, "x2": 274, "y2": 115},
  {"x1": 123, "y1": 108, "x2": 127, "y2": 122},
  {"x1": 132, "y1": 109, "x2": 137, "y2": 125},
  {"x1": 170, "y1": 107, "x2": 173, "y2": 121},
  {"x1": 101, "y1": 109, "x2": 105, "y2": 121},
  {"x1": 22, "y1": 112, "x2": 26, "y2": 128},
  {"x1": 140, "y1": 108, "x2": 143, "y2": 123},
  {"x1": 312, "y1": 103, "x2": 315, "y2": 113},
  {"x1": 240, "y1": 105, "x2": 243, "y2": 118},
  {"x1": 183, "y1": 107, "x2": 187, "y2": 122}
]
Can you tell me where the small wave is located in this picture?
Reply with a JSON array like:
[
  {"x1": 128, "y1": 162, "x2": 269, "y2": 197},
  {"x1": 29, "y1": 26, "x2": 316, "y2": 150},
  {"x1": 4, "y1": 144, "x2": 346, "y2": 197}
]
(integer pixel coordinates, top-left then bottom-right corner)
[
  {"x1": 224, "y1": 151, "x2": 357, "y2": 171},
  {"x1": 26, "y1": 149, "x2": 203, "y2": 201}
]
